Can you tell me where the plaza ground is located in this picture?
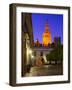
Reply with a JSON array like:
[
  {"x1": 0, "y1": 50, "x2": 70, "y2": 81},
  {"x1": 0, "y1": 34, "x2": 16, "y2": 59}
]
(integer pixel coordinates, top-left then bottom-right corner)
[{"x1": 25, "y1": 64, "x2": 63, "y2": 77}]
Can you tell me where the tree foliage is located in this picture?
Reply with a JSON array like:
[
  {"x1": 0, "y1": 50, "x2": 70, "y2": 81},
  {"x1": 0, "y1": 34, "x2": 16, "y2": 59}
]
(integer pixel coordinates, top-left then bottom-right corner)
[{"x1": 46, "y1": 45, "x2": 63, "y2": 61}]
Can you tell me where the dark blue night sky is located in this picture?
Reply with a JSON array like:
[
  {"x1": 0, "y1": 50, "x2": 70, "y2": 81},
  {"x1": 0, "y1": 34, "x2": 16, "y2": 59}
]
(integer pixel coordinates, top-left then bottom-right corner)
[{"x1": 32, "y1": 13, "x2": 63, "y2": 44}]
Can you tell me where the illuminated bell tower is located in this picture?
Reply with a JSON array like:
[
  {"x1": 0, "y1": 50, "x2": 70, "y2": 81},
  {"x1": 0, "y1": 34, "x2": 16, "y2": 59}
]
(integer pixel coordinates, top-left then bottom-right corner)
[{"x1": 42, "y1": 22, "x2": 52, "y2": 46}]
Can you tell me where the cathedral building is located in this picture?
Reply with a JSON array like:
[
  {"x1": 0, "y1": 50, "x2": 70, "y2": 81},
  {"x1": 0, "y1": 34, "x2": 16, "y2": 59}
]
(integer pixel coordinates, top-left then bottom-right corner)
[
  {"x1": 34, "y1": 39, "x2": 40, "y2": 47},
  {"x1": 42, "y1": 22, "x2": 52, "y2": 46}
]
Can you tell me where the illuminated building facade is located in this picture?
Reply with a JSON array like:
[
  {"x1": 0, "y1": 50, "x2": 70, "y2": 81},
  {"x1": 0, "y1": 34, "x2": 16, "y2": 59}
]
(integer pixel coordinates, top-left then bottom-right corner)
[
  {"x1": 34, "y1": 39, "x2": 41, "y2": 47},
  {"x1": 42, "y1": 22, "x2": 52, "y2": 46},
  {"x1": 22, "y1": 13, "x2": 34, "y2": 76}
]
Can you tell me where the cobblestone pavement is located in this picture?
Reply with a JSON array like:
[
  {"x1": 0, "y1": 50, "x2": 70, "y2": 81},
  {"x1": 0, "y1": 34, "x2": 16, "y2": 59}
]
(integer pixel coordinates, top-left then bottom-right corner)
[{"x1": 25, "y1": 64, "x2": 63, "y2": 77}]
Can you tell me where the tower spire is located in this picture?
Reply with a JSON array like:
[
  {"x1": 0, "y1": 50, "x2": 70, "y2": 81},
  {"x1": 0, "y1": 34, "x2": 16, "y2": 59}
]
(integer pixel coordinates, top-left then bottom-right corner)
[{"x1": 45, "y1": 21, "x2": 49, "y2": 33}]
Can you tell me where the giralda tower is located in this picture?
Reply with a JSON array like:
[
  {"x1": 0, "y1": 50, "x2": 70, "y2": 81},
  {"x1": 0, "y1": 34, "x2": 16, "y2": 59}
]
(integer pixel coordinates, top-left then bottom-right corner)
[{"x1": 42, "y1": 22, "x2": 52, "y2": 46}]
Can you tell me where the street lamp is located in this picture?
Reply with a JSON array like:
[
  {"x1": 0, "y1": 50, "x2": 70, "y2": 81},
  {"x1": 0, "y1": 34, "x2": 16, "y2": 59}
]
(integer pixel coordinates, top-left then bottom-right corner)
[
  {"x1": 28, "y1": 49, "x2": 34, "y2": 59},
  {"x1": 29, "y1": 49, "x2": 32, "y2": 54},
  {"x1": 31, "y1": 55, "x2": 34, "y2": 59}
]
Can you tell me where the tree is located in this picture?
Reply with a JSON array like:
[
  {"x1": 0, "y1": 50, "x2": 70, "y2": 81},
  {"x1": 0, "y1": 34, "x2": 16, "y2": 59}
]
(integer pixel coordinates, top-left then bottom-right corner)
[{"x1": 46, "y1": 45, "x2": 63, "y2": 62}]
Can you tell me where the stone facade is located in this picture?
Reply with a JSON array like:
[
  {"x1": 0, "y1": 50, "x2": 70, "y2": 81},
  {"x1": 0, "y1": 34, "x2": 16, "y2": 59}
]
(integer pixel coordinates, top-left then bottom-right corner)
[
  {"x1": 42, "y1": 22, "x2": 52, "y2": 46},
  {"x1": 22, "y1": 13, "x2": 34, "y2": 76}
]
